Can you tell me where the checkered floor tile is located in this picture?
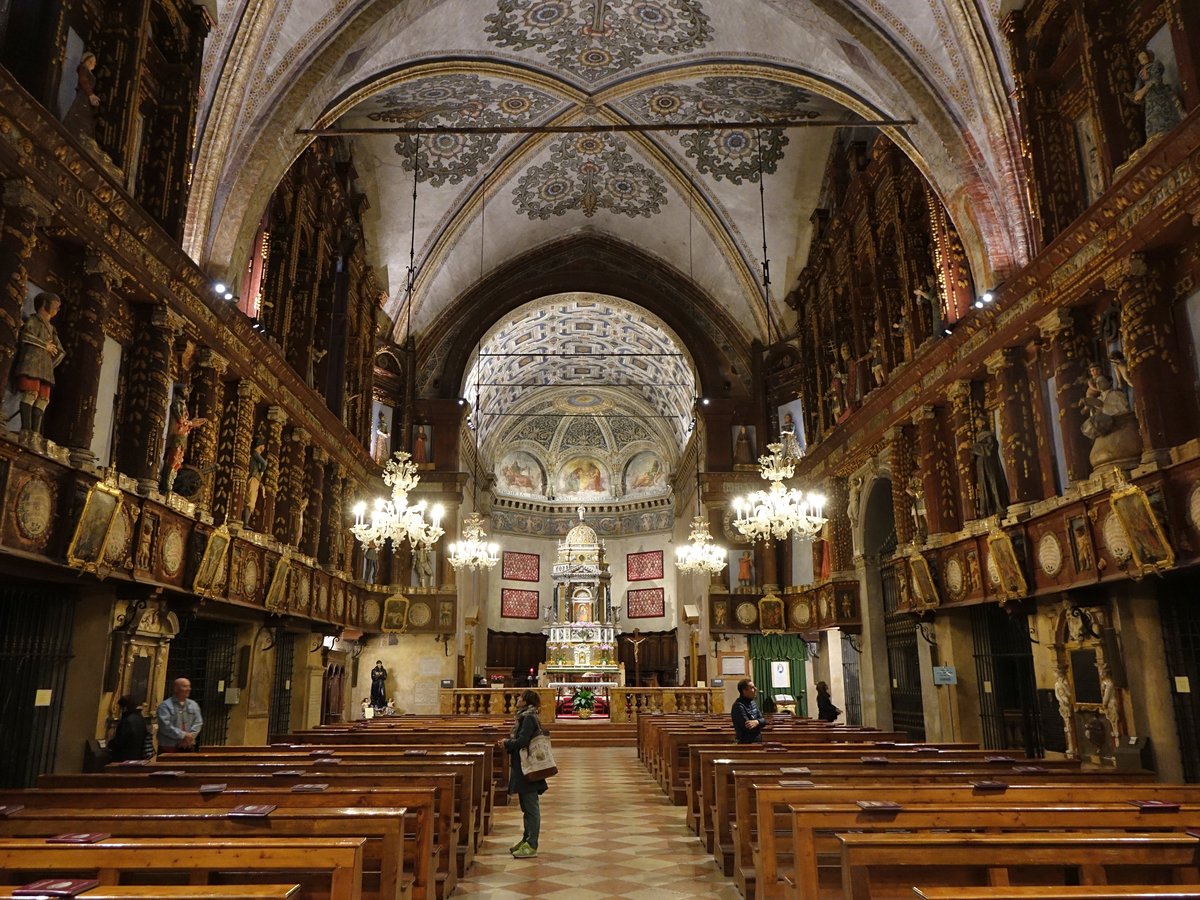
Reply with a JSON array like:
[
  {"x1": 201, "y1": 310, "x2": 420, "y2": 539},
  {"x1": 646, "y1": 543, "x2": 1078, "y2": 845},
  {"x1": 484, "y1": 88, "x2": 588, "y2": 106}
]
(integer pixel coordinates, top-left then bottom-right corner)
[{"x1": 456, "y1": 746, "x2": 739, "y2": 898}]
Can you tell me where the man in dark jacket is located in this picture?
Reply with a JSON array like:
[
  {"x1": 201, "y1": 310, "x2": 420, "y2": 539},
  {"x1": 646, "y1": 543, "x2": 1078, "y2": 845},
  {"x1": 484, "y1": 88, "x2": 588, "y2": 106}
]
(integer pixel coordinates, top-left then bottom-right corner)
[{"x1": 732, "y1": 679, "x2": 767, "y2": 743}]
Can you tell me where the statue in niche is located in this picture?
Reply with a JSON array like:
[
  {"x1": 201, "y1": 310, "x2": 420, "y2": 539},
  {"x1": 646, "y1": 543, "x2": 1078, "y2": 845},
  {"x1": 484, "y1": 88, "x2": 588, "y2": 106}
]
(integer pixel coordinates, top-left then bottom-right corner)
[
  {"x1": 62, "y1": 52, "x2": 100, "y2": 140},
  {"x1": 913, "y1": 276, "x2": 943, "y2": 341},
  {"x1": 971, "y1": 415, "x2": 1009, "y2": 518},
  {"x1": 1079, "y1": 362, "x2": 1142, "y2": 470},
  {"x1": 827, "y1": 361, "x2": 847, "y2": 423},
  {"x1": 867, "y1": 331, "x2": 886, "y2": 389},
  {"x1": 1053, "y1": 666, "x2": 1077, "y2": 759},
  {"x1": 363, "y1": 543, "x2": 379, "y2": 585},
  {"x1": 160, "y1": 386, "x2": 207, "y2": 493},
  {"x1": 733, "y1": 425, "x2": 754, "y2": 466},
  {"x1": 779, "y1": 413, "x2": 802, "y2": 460},
  {"x1": 414, "y1": 543, "x2": 434, "y2": 588},
  {"x1": 370, "y1": 660, "x2": 388, "y2": 709},
  {"x1": 372, "y1": 411, "x2": 390, "y2": 464},
  {"x1": 892, "y1": 311, "x2": 913, "y2": 362},
  {"x1": 292, "y1": 495, "x2": 309, "y2": 547},
  {"x1": 1128, "y1": 49, "x2": 1184, "y2": 144},
  {"x1": 242, "y1": 430, "x2": 269, "y2": 526},
  {"x1": 13, "y1": 292, "x2": 65, "y2": 443},
  {"x1": 412, "y1": 425, "x2": 429, "y2": 465},
  {"x1": 905, "y1": 471, "x2": 928, "y2": 542},
  {"x1": 1099, "y1": 662, "x2": 1120, "y2": 751},
  {"x1": 737, "y1": 550, "x2": 754, "y2": 589},
  {"x1": 840, "y1": 344, "x2": 861, "y2": 406},
  {"x1": 847, "y1": 474, "x2": 863, "y2": 534}
]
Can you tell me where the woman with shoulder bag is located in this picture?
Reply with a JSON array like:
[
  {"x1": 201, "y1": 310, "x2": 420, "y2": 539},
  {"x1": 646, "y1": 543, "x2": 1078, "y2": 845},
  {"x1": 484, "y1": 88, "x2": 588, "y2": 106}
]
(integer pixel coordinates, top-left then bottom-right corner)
[{"x1": 499, "y1": 690, "x2": 550, "y2": 858}]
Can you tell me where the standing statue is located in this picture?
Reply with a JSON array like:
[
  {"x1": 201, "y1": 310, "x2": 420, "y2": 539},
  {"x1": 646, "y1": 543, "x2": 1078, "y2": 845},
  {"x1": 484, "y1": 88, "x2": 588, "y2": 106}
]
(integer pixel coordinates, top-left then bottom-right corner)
[
  {"x1": 159, "y1": 386, "x2": 207, "y2": 493},
  {"x1": 1099, "y1": 663, "x2": 1120, "y2": 753},
  {"x1": 412, "y1": 425, "x2": 429, "y2": 465},
  {"x1": 242, "y1": 430, "x2": 269, "y2": 526},
  {"x1": 62, "y1": 52, "x2": 100, "y2": 140},
  {"x1": 733, "y1": 425, "x2": 754, "y2": 465},
  {"x1": 372, "y1": 411, "x2": 390, "y2": 465},
  {"x1": 827, "y1": 362, "x2": 847, "y2": 423},
  {"x1": 1128, "y1": 49, "x2": 1184, "y2": 143},
  {"x1": 971, "y1": 415, "x2": 1009, "y2": 518},
  {"x1": 414, "y1": 543, "x2": 434, "y2": 588},
  {"x1": 1053, "y1": 666, "x2": 1077, "y2": 759},
  {"x1": 914, "y1": 276, "x2": 944, "y2": 341},
  {"x1": 840, "y1": 343, "x2": 861, "y2": 406},
  {"x1": 867, "y1": 333, "x2": 886, "y2": 388},
  {"x1": 363, "y1": 543, "x2": 379, "y2": 585},
  {"x1": 905, "y1": 472, "x2": 928, "y2": 542},
  {"x1": 292, "y1": 495, "x2": 309, "y2": 547},
  {"x1": 779, "y1": 412, "x2": 802, "y2": 459},
  {"x1": 847, "y1": 474, "x2": 863, "y2": 534},
  {"x1": 737, "y1": 550, "x2": 754, "y2": 589},
  {"x1": 13, "y1": 292, "x2": 66, "y2": 443},
  {"x1": 370, "y1": 660, "x2": 388, "y2": 709}
]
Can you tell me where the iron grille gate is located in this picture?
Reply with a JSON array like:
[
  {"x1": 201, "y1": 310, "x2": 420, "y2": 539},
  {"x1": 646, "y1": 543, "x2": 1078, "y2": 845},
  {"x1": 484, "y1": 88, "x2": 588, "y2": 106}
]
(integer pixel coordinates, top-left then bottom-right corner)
[
  {"x1": 1161, "y1": 581, "x2": 1200, "y2": 781},
  {"x1": 268, "y1": 632, "x2": 296, "y2": 738},
  {"x1": 882, "y1": 561, "x2": 926, "y2": 741},
  {"x1": 970, "y1": 605, "x2": 1044, "y2": 757},
  {"x1": 165, "y1": 619, "x2": 236, "y2": 747},
  {"x1": 840, "y1": 633, "x2": 863, "y2": 726},
  {"x1": 0, "y1": 580, "x2": 75, "y2": 788}
]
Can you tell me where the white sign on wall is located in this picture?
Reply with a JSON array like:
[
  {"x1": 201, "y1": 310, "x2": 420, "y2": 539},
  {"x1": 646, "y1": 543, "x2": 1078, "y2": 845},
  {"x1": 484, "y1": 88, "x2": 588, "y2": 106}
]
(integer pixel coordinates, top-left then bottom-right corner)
[{"x1": 771, "y1": 661, "x2": 790, "y2": 689}]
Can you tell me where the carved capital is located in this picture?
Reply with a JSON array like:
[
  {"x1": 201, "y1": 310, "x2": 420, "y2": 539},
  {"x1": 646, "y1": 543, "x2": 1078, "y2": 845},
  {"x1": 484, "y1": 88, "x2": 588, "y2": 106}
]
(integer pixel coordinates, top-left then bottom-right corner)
[
  {"x1": 312, "y1": 446, "x2": 330, "y2": 464},
  {"x1": 151, "y1": 305, "x2": 186, "y2": 336},
  {"x1": 266, "y1": 405, "x2": 288, "y2": 424},
  {"x1": 237, "y1": 379, "x2": 263, "y2": 404},
  {"x1": 2, "y1": 179, "x2": 55, "y2": 222},
  {"x1": 289, "y1": 426, "x2": 309, "y2": 444},
  {"x1": 887, "y1": 425, "x2": 907, "y2": 445},
  {"x1": 83, "y1": 252, "x2": 124, "y2": 286},
  {"x1": 985, "y1": 347, "x2": 1021, "y2": 376},
  {"x1": 911, "y1": 404, "x2": 937, "y2": 426},
  {"x1": 1037, "y1": 308, "x2": 1075, "y2": 339},
  {"x1": 946, "y1": 379, "x2": 973, "y2": 404},
  {"x1": 198, "y1": 348, "x2": 228, "y2": 374},
  {"x1": 1103, "y1": 253, "x2": 1149, "y2": 291}
]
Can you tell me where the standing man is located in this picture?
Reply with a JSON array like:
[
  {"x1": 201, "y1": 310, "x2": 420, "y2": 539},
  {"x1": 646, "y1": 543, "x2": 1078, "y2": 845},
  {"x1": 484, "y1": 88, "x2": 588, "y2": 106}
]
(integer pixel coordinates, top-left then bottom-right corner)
[
  {"x1": 156, "y1": 677, "x2": 203, "y2": 753},
  {"x1": 732, "y1": 678, "x2": 767, "y2": 744}
]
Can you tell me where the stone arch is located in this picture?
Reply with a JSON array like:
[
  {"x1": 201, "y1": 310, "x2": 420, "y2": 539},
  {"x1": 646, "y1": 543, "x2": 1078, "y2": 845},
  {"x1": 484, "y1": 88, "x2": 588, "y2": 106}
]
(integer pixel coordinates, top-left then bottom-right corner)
[{"x1": 861, "y1": 474, "x2": 897, "y2": 558}]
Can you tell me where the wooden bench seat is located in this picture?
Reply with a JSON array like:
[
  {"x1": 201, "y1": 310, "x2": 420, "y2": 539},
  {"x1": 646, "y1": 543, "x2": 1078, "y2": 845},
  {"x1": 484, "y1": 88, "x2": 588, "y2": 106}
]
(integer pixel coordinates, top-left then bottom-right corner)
[
  {"x1": 0, "y1": 887, "x2": 302, "y2": 899},
  {"x1": 913, "y1": 888, "x2": 1200, "y2": 899},
  {"x1": 839, "y1": 832, "x2": 1200, "y2": 900}
]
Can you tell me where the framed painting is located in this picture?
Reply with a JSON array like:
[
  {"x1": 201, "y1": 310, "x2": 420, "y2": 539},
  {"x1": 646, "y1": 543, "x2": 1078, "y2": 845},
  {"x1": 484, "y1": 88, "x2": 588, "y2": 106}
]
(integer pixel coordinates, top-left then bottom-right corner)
[
  {"x1": 264, "y1": 553, "x2": 292, "y2": 611},
  {"x1": 66, "y1": 480, "x2": 123, "y2": 575},
  {"x1": 1110, "y1": 481, "x2": 1175, "y2": 573},
  {"x1": 501, "y1": 588, "x2": 540, "y2": 619},
  {"x1": 381, "y1": 595, "x2": 410, "y2": 633},
  {"x1": 627, "y1": 587, "x2": 665, "y2": 619},
  {"x1": 987, "y1": 528, "x2": 1028, "y2": 600},
  {"x1": 192, "y1": 526, "x2": 231, "y2": 598},
  {"x1": 627, "y1": 549, "x2": 663, "y2": 581},
  {"x1": 908, "y1": 552, "x2": 940, "y2": 610},
  {"x1": 758, "y1": 595, "x2": 785, "y2": 633},
  {"x1": 719, "y1": 653, "x2": 748, "y2": 677},
  {"x1": 502, "y1": 550, "x2": 540, "y2": 582}
]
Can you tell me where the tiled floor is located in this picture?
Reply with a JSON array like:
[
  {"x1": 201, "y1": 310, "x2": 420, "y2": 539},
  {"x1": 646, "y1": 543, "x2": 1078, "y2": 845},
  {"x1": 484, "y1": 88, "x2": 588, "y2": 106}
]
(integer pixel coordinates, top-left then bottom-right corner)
[{"x1": 457, "y1": 746, "x2": 741, "y2": 898}]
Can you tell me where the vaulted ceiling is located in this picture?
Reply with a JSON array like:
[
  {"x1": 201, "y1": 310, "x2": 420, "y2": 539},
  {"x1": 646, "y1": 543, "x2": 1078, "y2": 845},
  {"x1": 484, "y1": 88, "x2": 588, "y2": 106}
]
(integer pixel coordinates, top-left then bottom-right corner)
[{"x1": 188, "y1": 0, "x2": 1030, "y2": 359}]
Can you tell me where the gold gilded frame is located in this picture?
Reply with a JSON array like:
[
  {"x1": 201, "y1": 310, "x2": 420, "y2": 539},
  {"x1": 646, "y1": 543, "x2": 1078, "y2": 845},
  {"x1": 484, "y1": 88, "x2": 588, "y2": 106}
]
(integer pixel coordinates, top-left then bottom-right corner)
[
  {"x1": 192, "y1": 526, "x2": 231, "y2": 598},
  {"x1": 1110, "y1": 481, "x2": 1175, "y2": 574},
  {"x1": 908, "y1": 552, "x2": 940, "y2": 610},
  {"x1": 67, "y1": 480, "x2": 123, "y2": 575},
  {"x1": 758, "y1": 595, "x2": 785, "y2": 634},
  {"x1": 987, "y1": 528, "x2": 1028, "y2": 601},
  {"x1": 382, "y1": 595, "x2": 410, "y2": 633},
  {"x1": 264, "y1": 553, "x2": 292, "y2": 611}
]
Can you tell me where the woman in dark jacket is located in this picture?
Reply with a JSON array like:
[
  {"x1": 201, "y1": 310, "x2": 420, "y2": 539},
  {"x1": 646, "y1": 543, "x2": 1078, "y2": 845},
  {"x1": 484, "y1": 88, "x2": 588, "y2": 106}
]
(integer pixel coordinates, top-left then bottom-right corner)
[
  {"x1": 108, "y1": 695, "x2": 149, "y2": 762},
  {"x1": 499, "y1": 689, "x2": 548, "y2": 858},
  {"x1": 815, "y1": 681, "x2": 841, "y2": 723}
]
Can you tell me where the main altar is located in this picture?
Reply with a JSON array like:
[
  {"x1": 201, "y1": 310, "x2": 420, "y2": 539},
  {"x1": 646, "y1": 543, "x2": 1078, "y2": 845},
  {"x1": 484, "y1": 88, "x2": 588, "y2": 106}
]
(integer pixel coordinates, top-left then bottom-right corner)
[{"x1": 541, "y1": 511, "x2": 623, "y2": 691}]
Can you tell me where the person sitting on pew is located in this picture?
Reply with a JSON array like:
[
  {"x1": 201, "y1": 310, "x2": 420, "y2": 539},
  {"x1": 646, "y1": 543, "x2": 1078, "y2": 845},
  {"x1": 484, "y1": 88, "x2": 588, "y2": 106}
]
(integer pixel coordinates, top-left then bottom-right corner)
[
  {"x1": 732, "y1": 679, "x2": 768, "y2": 744},
  {"x1": 156, "y1": 677, "x2": 203, "y2": 753},
  {"x1": 107, "y1": 694, "x2": 150, "y2": 762}
]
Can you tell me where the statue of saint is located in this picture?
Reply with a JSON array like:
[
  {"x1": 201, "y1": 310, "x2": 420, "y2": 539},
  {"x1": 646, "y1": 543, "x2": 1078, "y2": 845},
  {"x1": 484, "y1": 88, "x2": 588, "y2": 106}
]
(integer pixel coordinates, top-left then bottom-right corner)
[
  {"x1": 13, "y1": 292, "x2": 66, "y2": 442},
  {"x1": 733, "y1": 425, "x2": 754, "y2": 465},
  {"x1": 1099, "y1": 664, "x2": 1120, "y2": 752},
  {"x1": 412, "y1": 425, "x2": 429, "y2": 464},
  {"x1": 827, "y1": 362, "x2": 846, "y2": 422},
  {"x1": 905, "y1": 472, "x2": 928, "y2": 542},
  {"x1": 1128, "y1": 49, "x2": 1184, "y2": 143},
  {"x1": 243, "y1": 431, "x2": 269, "y2": 526},
  {"x1": 867, "y1": 333, "x2": 886, "y2": 388},
  {"x1": 1080, "y1": 363, "x2": 1132, "y2": 441},
  {"x1": 160, "y1": 386, "x2": 207, "y2": 493},
  {"x1": 363, "y1": 543, "x2": 379, "y2": 584},
  {"x1": 779, "y1": 412, "x2": 802, "y2": 459},
  {"x1": 1054, "y1": 666, "x2": 1077, "y2": 759},
  {"x1": 62, "y1": 52, "x2": 100, "y2": 140},
  {"x1": 971, "y1": 415, "x2": 1009, "y2": 518},
  {"x1": 372, "y1": 411, "x2": 390, "y2": 464},
  {"x1": 737, "y1": 550, "x2": 754, "y2": 588},
  {"x1": 370, "y1": 661, "x2": 387, "y2": 709},
  {"x1": 847, "y1": 474, "x2": 863, "y2": 533},
  {"x1": 414, "y1": 543, "x2": 434, "y2": 588}
]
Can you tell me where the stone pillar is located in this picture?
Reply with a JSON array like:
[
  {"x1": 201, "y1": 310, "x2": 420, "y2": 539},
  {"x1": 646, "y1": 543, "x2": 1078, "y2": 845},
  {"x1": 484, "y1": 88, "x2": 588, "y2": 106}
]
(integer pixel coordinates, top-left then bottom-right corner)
[
  {"x1": 1039, "y1": 309, "x2": 1091, "y2": 484},
  {"x1": 118, "y1": 306, "x2": 184, "y2": 494},
  {"x1": 889, "y1": 426, "x2": 914, "y2": 546},
  {"x1": 185, "y1": 349, "x2": 228, "y2": 514},
  {"x1": 47, "y1": 253, "x2": 120, "y2": 465},
  {"x1": 212, "y1": 380, "x2": 261, "y2": 526},
  {"x1": 303, "y1": 447, "x2": 328, "y2": 558},
  {"x1": 0, "y1": 180, "x2": 55, "y2": 388},
  {"x1": 947, "y1": 380, "x2": 977, "y2": 524},
  {"x1": 274, "y1": 426, "x2": 309, "y2": 545},
  {"x1": 913, "y1": 405, "x2": 959, "y2": 535},
  {"x1": 986, "y1": 348, "x2": 1042, "y2": 506},
  {"x1": 257, "y1": 405, "x2": 286, "y2": 532},
  {"x1": 1109, "y1": 256, "x2": 1194, "y2": 464},
  {"x1": 826, "y1": 476, "x2": 852, "y2": 574}
]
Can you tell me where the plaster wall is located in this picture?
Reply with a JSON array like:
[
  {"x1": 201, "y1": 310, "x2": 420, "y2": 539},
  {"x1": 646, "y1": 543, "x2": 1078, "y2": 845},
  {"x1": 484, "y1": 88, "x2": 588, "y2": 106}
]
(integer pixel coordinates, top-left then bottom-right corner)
[
  {"x1": 54, "y1": 585, "x2": 114, "y2": 773},
  {"x1": 353, "y1": 633, "x2": 457, "y2": 715}
]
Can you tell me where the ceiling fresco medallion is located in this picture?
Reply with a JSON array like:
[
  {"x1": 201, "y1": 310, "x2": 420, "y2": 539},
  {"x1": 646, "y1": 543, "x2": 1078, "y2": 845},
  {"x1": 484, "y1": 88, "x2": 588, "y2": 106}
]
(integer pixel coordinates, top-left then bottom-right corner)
[
  {"x1": 513, "y1": 132, "x2": 667, "y2": 219},
  {"x1": 485, "y1": 0, "x2": 713, "y2": 84},
  {"x1": 631, "y1": 77, "x2": 820, "y2": 183},
  {"x1": 365, "y1": 75, "x2": 559, "y2": 187}
]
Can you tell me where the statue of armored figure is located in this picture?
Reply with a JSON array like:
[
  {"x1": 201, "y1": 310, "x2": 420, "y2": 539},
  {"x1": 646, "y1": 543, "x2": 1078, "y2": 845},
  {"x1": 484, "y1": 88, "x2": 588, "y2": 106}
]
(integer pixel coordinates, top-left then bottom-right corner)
[{"x1": 13, "y1": 292, "x2": 66, "y2": 446}]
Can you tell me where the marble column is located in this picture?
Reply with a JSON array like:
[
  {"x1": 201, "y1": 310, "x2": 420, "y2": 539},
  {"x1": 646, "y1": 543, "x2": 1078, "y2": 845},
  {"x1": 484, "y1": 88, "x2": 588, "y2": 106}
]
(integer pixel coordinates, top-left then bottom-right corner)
[
  {"x1": 912, "y1": 404, "x2": 959, "y2": 535},
  {"x1": 889, "y1": 426, "x2": 914, "y2": 546},
  {"x1": 118, "y1": 305, "x2": 184, "y2": 494},
  {"x1": 1109, "y1": 255, "x2": 1194, "y2": 464},
  {"x1": 947, "y1": 380, "x2": 977, "y2": 524},
  {"x1": 0, "y1": 180, "x2": 55, "y2": 388},
  {"x1": 257, "y1": 405, "x2": 286, "y2": 532},
  {"x1": 185, "y1": 349, "x2": 227, "y2": 515},
  {"x1": 1038, "y1": 309, "x2": 1091, "y2": 484},
  {"x1": 303, "y1": 447, "x2": 328, "y2": 559},
  {"x1": 986, "y1": 347, "x2": 1042, "y2": 506},
  {"x1": 274, "y1": 426, "x2": 309, "y2": 545},
  {"x1": 48, "y1": 253, "x2": 120, "y2": 465}
]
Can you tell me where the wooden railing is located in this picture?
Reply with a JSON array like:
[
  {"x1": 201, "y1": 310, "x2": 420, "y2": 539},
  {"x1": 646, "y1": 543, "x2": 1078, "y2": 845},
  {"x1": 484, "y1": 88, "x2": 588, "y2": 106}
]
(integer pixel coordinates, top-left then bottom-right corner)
[
  {"x1": 439, "y1": 688, "x2": 556, "y2": 717},
  {"x1": 610, "y1": 688, "x2": 725, "y2": 722}
]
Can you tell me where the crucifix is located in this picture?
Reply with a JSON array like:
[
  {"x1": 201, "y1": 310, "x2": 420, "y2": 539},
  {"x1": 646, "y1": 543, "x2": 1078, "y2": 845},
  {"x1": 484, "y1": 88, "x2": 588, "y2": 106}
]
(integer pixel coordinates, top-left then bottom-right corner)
[{"x1": 622, "y1": 628, "x2": 649, "y2": 688}]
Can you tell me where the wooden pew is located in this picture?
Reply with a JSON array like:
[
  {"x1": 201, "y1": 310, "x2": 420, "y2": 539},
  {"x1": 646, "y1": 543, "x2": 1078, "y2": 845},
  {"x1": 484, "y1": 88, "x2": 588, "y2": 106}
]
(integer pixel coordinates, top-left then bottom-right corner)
[
  {"x1": 0, "y1": 788, "x2": 438, "y2": 900},
  {"x1": 838, "y1": 832, "x2": 1200, "y2": 900},
  {"x1": 0, "y1": 837, "x2": 366, "y2": 900},
  {"x1": 913, "y1": 888, "x2": 1200, "y2": 899},
  {"x1": 0, "y1": 807, "x2": 409, "y2": 900},
  {"x1": 0, "y1": 889, "x2": 302, "y2": 899}
]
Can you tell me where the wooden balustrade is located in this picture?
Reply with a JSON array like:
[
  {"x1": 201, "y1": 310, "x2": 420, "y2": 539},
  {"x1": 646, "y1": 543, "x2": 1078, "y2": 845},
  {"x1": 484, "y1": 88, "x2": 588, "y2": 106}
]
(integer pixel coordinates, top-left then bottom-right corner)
[
  {"x1": 610, "y1": 688, "x2": 724, "y2": 722},
  {"x1": 439, "y1": 689, "x2": 556, "y2": 717}
]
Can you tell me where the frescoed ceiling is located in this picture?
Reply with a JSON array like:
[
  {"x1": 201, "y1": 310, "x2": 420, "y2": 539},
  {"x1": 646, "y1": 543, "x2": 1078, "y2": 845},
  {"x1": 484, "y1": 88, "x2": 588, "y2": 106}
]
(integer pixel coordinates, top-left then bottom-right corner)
[{"x1": 188, "y1": 0, "x2": 1030, "y2": 378}]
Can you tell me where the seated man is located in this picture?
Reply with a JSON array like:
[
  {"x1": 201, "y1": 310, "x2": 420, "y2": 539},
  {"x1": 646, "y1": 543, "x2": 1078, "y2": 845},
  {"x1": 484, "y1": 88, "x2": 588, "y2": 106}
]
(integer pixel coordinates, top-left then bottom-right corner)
[{"x1": 731, "y1": 678, "x2": 767, "y2": 744}]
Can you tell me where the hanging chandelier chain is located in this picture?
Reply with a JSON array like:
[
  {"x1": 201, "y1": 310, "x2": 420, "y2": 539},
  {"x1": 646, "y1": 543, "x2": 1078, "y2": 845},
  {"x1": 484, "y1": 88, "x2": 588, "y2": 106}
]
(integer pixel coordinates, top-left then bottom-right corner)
[
  {"x1": 757, "y1": 128, "x2": 775, "y2": 347},
  {"x1": 404, "y1": 137, "x2": 420, "y2": 340}
]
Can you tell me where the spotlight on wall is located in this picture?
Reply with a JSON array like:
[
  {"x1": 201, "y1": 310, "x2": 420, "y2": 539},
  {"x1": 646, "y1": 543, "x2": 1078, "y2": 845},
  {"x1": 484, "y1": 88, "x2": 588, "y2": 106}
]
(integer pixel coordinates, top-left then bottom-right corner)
[
  {"x1": 974, "y1": 300, "x2": 984, "y2": 309},
  {"x1": 701, "y1": 398, "x2": 710, "y2": 406},
  {"x1": 942, "y1": 325, "x2": 955, "y2": 337},
  {"x1": 982, "y1": 291, "x2": 995, "y2": 304},
  {"x1": 213, "y1": 282, "x2": 227, "y2": 294},
  {"x1": 223, "y1": 292, "x2": 235, "y2": 301}
]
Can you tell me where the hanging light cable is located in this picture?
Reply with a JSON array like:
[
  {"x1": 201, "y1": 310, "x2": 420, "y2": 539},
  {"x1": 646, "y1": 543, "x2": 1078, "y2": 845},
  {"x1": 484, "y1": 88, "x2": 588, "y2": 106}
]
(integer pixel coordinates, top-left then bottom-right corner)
[{"x1": 448, "y1": 184, "x2": 500, "y2": 571}]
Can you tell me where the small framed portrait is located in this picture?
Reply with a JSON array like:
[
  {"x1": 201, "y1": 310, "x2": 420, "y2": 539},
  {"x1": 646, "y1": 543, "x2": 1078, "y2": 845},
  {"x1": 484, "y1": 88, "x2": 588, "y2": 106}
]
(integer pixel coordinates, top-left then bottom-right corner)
[
  {"x1": 67, "y1": 480, "x2": 123, "y2": 575},
  {"x1": 758, "y1": 595, "x2": 785, "y2": 634},
  {"x1": 1110, "y1": 481, "x2": 1174, "y2": 573},
  {"x1": 264, "y1": 553, "x2": 292, "y2": 611},
  {"x1": 382, "y1": 595, "x2": 410, "y2": 633},
  {"x1": 986, "y1": 528, "x2": 1028, "y2": 600},
  {"x1": 192, "y1": 526, "x2": 231, "y2": 598},
  {"x1": 908, "y1": 553, "x2": 940, "y2": 610}
]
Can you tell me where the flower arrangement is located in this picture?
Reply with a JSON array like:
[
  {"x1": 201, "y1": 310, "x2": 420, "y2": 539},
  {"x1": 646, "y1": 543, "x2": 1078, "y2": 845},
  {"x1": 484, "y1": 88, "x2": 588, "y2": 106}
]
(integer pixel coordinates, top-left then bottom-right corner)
[{"x1": 572, "y1": 687, "x2": 597, "y2": 716}]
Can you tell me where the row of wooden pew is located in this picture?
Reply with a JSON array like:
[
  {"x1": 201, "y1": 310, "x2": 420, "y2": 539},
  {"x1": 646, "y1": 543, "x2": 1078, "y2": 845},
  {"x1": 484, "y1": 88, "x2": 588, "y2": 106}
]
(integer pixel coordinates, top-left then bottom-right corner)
[
  {"x1": 639, "y1": 713, "x2": 1200, "y2": 899},
  {"x1": 0, "y1": 715, "x2": 514, "y2": 899}
]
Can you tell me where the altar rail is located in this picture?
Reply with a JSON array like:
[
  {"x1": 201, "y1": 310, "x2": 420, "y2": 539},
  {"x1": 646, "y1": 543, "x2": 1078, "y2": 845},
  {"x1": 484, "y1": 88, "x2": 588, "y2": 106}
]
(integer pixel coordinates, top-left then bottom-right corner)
[
  {"x1": 440, "y1": 689, "x2": 557, "y2": 717},
  {"x1": 610, "y1": 688, "x2": 725, "y2": 722}
]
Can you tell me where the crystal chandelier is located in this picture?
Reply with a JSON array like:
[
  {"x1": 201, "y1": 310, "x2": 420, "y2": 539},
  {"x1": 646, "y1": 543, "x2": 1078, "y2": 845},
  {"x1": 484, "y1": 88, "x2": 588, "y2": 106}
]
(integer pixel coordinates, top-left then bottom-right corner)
[
  {"x1": 448, "y1": 512, "x2": 499, "y2": 571},
  {"x1": 733, "y1": 442, "x2": 826, "y2": 543},
  {"x1": 351, "y1": 450, "x2": 445, "y2": 550},
  {"x1": 676, "y1": 514, "x2": 727, "y2": 575}
]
